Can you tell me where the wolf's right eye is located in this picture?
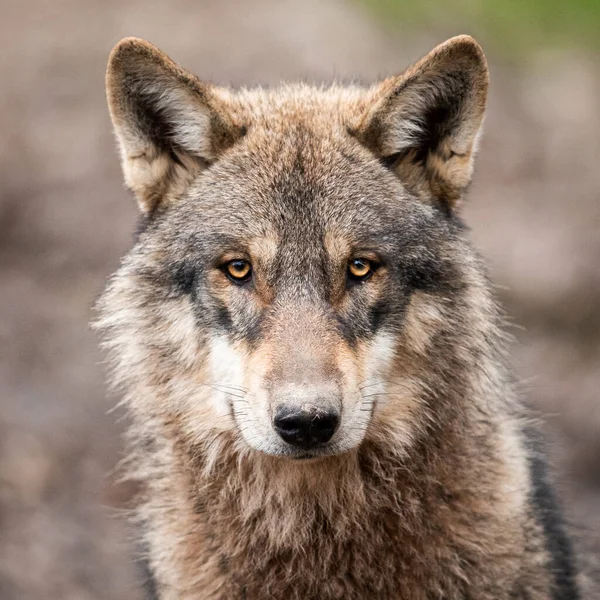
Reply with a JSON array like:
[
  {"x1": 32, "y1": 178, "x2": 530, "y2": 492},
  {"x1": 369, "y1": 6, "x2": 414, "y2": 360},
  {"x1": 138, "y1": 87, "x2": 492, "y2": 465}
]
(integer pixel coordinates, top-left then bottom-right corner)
[
  {"x1": 348, "y1": 258, "x2": 377, "y2": 282},
  {"x1": 223, "y1": 259, "x2": 252, "y2": 284}
]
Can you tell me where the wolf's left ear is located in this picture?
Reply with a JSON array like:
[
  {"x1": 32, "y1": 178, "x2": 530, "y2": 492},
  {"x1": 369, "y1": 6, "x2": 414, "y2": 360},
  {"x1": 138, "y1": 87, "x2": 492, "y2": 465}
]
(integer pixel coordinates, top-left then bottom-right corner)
[
  {"x1": 356, "y1": 35, "x2": 488, "y2": 212},
  {"x1": 106, "y1": 38, "x2": 242, "y2": 213}
]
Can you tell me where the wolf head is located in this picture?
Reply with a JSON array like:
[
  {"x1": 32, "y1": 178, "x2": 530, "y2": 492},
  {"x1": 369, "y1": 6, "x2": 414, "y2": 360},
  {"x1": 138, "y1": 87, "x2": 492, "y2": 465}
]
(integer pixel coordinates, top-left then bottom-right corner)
[{"x1": 98, "y1": 36, "x2": 495, "y2": 462}]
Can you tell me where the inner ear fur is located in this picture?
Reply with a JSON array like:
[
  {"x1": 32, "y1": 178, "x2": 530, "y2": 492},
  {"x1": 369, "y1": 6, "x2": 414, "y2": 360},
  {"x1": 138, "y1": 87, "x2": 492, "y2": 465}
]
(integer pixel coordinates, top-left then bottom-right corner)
[
  {"x1": 106, "y1": 37, "x2": 242, "y2": 213},
  {"x1": 357, "y1": 35, "x2": 489, "y2": 211}
]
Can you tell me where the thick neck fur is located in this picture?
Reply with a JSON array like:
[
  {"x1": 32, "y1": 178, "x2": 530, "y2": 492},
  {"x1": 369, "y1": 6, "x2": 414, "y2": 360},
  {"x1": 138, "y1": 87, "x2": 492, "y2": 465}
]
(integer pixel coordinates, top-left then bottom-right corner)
[{"x1": 130, "y1": 390, "x2": 549, "y2": 600}]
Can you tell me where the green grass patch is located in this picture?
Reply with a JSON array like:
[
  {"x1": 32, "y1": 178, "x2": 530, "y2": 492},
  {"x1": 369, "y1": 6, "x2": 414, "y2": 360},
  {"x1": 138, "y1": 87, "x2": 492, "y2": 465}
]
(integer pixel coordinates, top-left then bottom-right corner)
[{"x1": 357, "y1": 0, "x2": 600, "y2": 57}]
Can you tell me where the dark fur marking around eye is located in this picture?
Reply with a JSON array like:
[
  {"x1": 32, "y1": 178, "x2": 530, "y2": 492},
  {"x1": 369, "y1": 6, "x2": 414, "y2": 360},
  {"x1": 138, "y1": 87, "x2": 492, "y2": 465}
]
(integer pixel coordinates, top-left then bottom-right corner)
[
  {"x1": 389, "y1": 243, "x2": 448, "y2": 294},
  {"x1": 400, "y1": 258, "x2": 444, "y2": 292},
  {"x1": 214, "y1": 302, "x2": 234, "y2": 331},
  {"x1": 171, "y1": 261, "x2": 198, "y2": 296},
  {"x1": 334, "y1": 297, "x2": 397, "y2": 346},
  {"x1": 212, "y1": 301, "x2": 263, "y2": 347},
  {"x1": 369, "y1": 299, "x2": 391, "y2": 334},
  {"x1": 334, "y1": 312, "x2": 361, "y2": 347},
  {"x1": 236, "y1": 314, "x2": 263, "y2": 347}
]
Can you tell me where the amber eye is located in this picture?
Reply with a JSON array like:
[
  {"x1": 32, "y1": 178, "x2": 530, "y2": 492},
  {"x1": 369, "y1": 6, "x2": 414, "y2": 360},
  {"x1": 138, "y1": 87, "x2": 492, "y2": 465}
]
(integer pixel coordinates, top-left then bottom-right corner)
[
  {"x1": 348, "y1": 258, "x2": 375, "y2": 282},
  {"x1": 224, "y1": 259, "x2": 252, "y2": 283}
]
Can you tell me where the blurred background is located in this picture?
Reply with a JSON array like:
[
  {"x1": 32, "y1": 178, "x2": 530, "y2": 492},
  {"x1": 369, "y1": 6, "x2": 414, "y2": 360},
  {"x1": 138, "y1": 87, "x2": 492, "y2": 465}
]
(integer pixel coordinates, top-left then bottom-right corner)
[{"x1": 1, "y1": 0, "x2": 598, "y2": 597}]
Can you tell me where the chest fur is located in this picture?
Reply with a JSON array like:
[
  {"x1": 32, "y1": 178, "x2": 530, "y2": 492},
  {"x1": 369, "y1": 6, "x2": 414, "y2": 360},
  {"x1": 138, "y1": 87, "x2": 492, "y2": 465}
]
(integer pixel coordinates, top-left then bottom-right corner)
[{"x1": 142, "y1": 441, "x2": 551, "y2": 600}]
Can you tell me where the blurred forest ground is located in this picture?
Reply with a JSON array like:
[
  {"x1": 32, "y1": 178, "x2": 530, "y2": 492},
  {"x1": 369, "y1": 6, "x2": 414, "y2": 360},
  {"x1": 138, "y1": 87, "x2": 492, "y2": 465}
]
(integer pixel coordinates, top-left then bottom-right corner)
[{"x1": 0, "y1": 0, "x2": 598, "y2": 598}]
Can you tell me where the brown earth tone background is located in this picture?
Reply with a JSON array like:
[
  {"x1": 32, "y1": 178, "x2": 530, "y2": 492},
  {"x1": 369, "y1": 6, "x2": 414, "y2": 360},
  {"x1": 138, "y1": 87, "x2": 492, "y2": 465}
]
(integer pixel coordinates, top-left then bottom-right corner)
[{"x1": 1, "y1": 1, "x2": 598, "y2": 598}]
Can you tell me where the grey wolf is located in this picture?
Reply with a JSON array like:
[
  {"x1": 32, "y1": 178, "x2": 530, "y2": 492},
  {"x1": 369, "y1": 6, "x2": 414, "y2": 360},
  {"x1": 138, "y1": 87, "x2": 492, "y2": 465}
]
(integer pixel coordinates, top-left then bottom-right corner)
[{"x1": 95, "y1": 35, "x2": 580, "y2": 599}]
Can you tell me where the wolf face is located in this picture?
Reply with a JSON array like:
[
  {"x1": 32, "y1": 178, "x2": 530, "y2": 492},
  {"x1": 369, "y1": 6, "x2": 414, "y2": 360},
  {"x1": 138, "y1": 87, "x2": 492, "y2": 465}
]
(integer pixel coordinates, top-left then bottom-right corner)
[{"x1": 99, "y1": 36, "x2": 489, "y2": 461}]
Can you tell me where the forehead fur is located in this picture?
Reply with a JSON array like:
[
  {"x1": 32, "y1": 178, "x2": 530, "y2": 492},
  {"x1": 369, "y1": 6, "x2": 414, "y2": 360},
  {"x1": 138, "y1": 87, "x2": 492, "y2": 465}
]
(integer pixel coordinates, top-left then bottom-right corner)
[
  {"x1": 218, "y1": 83, "x2": 374, "y2": 121},
  {"x1": 162, "y1": 84, "x2": 429, "y2": 246}
]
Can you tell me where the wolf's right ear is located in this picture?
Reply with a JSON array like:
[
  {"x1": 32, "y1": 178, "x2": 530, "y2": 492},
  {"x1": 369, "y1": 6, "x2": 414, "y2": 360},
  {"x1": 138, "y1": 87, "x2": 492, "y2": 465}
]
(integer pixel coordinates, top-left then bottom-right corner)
[
  {"x1": 355, "y1": 36, "x2": 488, "y2": 212},
  {"x1": 106, "y1": 38, "x2": 242, "y2": 213}
]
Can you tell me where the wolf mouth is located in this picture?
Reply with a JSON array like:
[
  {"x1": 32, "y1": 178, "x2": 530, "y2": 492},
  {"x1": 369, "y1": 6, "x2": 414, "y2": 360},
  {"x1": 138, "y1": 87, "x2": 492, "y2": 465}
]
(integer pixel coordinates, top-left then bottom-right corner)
[
  {"x1": 272, "y1": 445, "x2": 345, "y2": 461},
  {"x1": 292, "y1": 453, "x2": 320, "y2": 461}
]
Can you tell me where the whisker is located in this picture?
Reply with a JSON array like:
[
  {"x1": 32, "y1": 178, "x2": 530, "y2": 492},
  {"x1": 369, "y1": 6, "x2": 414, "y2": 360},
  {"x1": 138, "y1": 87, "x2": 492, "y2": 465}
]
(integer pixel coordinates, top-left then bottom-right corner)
[
  {"x1": 358, "y1": 381, "x2": 383, "y2": 392},
  {"x1": 199, "y1": 383, "x2": 251, "y2": 400},
  {"x1": 361, "y1": 392, "x2": 391, "y2": 400},
  {"x1": 213, "y1": 390, "x2": 248, "y2": 400},
  {"x1": 199, "y1": 383, "x2": 250, "y2": 394}
]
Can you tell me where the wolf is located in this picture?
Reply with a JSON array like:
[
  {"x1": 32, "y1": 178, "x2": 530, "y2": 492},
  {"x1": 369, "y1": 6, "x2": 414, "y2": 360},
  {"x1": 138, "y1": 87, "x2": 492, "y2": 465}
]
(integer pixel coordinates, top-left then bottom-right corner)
[{"x1": 95, "y1": 35, "x2": 580, "y2": 599}]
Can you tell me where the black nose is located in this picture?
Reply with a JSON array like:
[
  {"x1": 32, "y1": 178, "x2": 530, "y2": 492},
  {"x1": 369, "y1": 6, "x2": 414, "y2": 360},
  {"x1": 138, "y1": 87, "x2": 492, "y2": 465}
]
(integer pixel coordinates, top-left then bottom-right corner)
[{"x1": 273, "y1": 406, "x2": 339, "y2": 449}]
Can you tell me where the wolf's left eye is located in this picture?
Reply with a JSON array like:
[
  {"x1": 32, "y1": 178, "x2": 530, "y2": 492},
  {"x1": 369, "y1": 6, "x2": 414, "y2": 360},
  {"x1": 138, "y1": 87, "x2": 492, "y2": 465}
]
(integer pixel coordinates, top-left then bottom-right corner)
[
  {"x1": 348, "y1": 258, "x2": 376, "y2": 282},
  {"x1": 223, "y1": 259, "x2": 252, "y2": 284}
]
